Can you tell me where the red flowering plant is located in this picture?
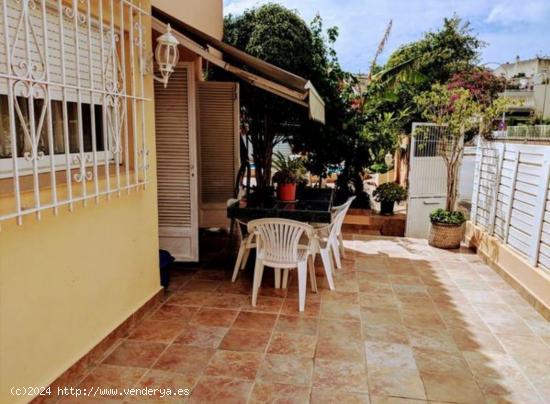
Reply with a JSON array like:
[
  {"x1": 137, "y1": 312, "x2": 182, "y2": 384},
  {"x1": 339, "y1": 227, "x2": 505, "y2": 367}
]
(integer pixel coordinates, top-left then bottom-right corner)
[{"x1": 447, "y1": 68, "x2": 506, "y2": 107}]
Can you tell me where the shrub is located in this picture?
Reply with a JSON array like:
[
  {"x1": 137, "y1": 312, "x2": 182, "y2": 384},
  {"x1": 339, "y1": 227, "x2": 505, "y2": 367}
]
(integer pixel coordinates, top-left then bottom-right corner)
[
  {"x1": 372, "y1": 182, "x2": 407, "y2": 203},
  {"x1": 370, "y1": 162, "x2": 389, "y2": 174},
  {"x1": 429, "y1": 208, "x2": 466, "y2": 225}
]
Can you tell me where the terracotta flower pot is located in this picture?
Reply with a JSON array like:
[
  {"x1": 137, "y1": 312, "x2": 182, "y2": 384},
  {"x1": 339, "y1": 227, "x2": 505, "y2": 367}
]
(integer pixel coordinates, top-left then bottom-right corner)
[
  {"x1": 277, "y1": 183, "x2": 297, "y2": 202},
  {"x1": 428, "y1": 222, "x2": 464, "y2": 249}
]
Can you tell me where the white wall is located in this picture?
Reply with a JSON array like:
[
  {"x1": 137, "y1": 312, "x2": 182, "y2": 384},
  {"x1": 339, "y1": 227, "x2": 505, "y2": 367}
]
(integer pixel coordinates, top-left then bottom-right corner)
[
  {"x1": 459, "y1": 146, "x2": 477, "y2": 202},
  {"x1": 534, "y1": 84, "x2": 550, "y2": 118}
]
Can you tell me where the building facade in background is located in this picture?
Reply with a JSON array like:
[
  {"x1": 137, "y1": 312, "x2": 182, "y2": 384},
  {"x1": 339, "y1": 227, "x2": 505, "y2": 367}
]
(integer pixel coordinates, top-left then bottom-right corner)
[{"x1": 495, "y1": 57, "x2": 550, "y2": 120}]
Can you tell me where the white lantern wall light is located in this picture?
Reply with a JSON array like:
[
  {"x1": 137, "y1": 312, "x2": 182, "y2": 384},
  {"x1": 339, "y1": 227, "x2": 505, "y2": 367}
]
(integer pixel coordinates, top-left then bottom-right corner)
[{"x1": 150, "y1": 24, "x2": 180, "y2": 87}]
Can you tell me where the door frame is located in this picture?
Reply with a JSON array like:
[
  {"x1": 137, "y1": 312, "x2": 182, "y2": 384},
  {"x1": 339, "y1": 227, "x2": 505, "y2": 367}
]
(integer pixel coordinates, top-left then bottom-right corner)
[
  {"x1": 155, "y1": 61, "x2": 199, "y2": 261},
  {"x1": 197, "y1": 81, "x2": 240, "y2": 228}
]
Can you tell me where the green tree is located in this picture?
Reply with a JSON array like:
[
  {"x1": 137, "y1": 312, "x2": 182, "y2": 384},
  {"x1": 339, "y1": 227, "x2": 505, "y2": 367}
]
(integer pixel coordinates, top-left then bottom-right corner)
[
  {"x1": 223, "y1": 4, "x2": 354, "y2": 196},
  {"x1": 367, "y1": 16, "x2": 485, "y2": 133},
  {"x1": 414, "y1": 84, "x2": 509, "y2": 212},
  {"x1": 224, "y1": 5, "x2": 321, "y2": 191},
  {"x1": 292, "y1": 16, "x2": 353, "y2": 181}
]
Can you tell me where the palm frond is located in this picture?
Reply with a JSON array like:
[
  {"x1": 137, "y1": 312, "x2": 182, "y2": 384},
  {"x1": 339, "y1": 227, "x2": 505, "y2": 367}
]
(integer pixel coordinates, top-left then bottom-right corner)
[{"x1": 370, "y1": 56, "x2": 426, "y2": 89}]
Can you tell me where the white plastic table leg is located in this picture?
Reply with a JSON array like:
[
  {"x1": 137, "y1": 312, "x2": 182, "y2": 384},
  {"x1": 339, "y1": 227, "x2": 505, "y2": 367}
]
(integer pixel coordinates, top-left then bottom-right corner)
[
  {"x1": 252, "y1": 259, "x2": 264, "y2": 306},
  {"x1": 332, "y1": 239, "x2": 342, "y2": 269},
  {"x1": 274, "y1": 268, "x2": 281, "y2": 288},
  {"x1": 308, "y1": 256, "x2": 317, "y2": 292},
  {"x1": 297, "y1": 261, "x2": 308, "y2": 312},
  {"x1": 338, "y1": 233, "x2": 346, "y2": 258},
  {"x1": 320, "y1": 249, "x2": 335, "y2": 290},
  {"x1": 232, "y1": 244, "x2": 246, "y2": 282},
  {"x1": 241, "y1": 248, "x2": 251, "y2": 270},
  {"x1": 282, "y1": 268, "x2": 289, "y2": 289}
]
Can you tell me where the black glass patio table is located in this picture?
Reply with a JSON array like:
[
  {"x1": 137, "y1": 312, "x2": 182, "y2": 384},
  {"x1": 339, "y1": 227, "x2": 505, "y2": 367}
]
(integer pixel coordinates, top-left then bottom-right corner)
[{"x1": 227, "y1": 188, "x2": 334, "y2": 223}]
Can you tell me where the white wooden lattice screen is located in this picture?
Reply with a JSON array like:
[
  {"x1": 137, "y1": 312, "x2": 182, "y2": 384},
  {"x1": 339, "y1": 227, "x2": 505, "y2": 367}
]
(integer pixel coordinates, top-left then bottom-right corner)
[
  {"x1": 0, "y1": 0, "x2": 151, "y2": 226},
  {"x1": 471, "y1": 138, "x2": 550, "y2": 272}
]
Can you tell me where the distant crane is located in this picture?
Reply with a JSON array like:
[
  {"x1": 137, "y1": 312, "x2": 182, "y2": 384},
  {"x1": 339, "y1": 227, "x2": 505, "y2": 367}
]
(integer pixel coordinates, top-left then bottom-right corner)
[
  {"x1": 368, "y1": 19, "x2": 393, "y2": 81},
  {"x1": 355, "y1": 19, "x2": 393, "y2": 106}
]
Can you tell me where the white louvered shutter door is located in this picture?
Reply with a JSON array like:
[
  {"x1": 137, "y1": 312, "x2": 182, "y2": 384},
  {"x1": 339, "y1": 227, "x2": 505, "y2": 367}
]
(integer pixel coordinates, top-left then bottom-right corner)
[
  {"x1": 197, "y1": 81, "x2": 239, "y2": 228},
  {"x1": 154, "y1": 64, "x2": 198, "y2": 261}
]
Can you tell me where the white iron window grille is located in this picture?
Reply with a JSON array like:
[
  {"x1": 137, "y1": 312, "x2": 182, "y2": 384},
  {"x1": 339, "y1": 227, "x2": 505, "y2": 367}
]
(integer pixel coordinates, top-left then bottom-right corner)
[{"x1": 0, "y1": 0, "x2": 151, "y2": 226}]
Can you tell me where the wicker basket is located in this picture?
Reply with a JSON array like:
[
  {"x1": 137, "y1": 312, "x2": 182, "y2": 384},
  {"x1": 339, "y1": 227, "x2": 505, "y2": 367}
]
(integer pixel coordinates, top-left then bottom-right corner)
[{"x1": 428, "y1": 222, "x2": 464, "y2": 249}]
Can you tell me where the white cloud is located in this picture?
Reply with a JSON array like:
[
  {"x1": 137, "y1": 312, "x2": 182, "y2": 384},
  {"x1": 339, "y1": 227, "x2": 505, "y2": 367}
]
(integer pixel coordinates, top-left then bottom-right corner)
[
  {"x1": 223, "y1": 0, "x2": 550, "y2": 72},
  {"x1": 224, "y1": 0, "x2": 265, "y2": 15},
  {"x1": 486, "y1": 1, "x2": 549, "y2": 25}
]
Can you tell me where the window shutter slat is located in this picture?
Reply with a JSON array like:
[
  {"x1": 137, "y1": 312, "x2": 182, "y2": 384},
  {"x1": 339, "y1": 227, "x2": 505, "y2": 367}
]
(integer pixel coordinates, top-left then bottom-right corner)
[
  {"x1": 155, "y1": 66, "x2": 192, "y2": 227},
  {"x1": 198, "y1": 82, "x2": 238, "y2": 204}
]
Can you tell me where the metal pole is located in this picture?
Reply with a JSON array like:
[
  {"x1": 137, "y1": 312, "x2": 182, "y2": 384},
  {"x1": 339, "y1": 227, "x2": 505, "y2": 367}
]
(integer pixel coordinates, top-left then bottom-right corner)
[{"x1": 544, "y1": 84, "x2": 548, "y2": 121}]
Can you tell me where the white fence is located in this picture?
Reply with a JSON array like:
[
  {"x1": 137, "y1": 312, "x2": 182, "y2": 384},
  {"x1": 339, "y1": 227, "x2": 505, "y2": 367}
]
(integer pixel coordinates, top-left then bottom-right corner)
[
  {"x1": 471, "y1": 138, "x2": 550, "y2": 271},
  {"x1": 492, "y1": 125, "x2": 550, "y2": 141}
]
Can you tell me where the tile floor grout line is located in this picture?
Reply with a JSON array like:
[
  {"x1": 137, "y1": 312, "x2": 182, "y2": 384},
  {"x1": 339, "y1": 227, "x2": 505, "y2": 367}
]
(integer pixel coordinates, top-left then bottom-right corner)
[
  {"x1": 184, "y1": 297, "x2": 236, "y2": 400},
  {"x1": 483, "y1": 325, "x2": 547, "y2": 403},
  {"x1": 71, "y1": 237, "x2": 550, "y2": 403},
  {"x1": 433, "y1": 255, "x2": 492, "y2": 403},
  {"x1": 448, "y1": 261, "x2": 547, "y2": 402},
  {"x1": 247, "y1": 280, "x2": 283, "y2": 404}
]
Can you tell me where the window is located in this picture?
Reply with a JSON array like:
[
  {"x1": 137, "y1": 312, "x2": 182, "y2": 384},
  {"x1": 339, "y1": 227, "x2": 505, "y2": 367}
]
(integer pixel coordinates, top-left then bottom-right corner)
[
  {"x1": 0, "y1": 0, "x2": 151, "y2": 223},
  {"x1": 0, "y1": 96, "x2": 106, "y2": 177}
]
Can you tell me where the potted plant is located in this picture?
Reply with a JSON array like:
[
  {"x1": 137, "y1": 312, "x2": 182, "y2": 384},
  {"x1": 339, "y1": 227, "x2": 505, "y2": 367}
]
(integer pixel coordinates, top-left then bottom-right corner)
[
  {"x1": 272, "y1": 152, "x2": 306, "y2": 202},
  {"x1": 428, "y1": 209, "x2": 466, "y2": 249},
  {"x1": 415, "y1": 83, "x2": 510, "y2": 249},
  {"x1": 372, "y1": 182, "x2": 407, "y2": 215}
]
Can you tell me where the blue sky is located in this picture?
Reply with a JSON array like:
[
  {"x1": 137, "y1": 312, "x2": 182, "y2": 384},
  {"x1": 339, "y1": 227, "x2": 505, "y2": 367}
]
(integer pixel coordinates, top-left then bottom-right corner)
[{"x1": 223, "y1": 0, "x2": 550, "y2": 73}]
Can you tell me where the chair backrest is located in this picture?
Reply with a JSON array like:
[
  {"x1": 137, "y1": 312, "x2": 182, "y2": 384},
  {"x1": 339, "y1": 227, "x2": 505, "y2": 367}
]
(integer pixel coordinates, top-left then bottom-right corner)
[
  {"x1": 328, "y1": 196, "x2": 355, "y2": 242},
  {"x1": 227, "y1": 198, "x2": 239, "y2": 208},
  {"x1": 332, "y1": 196, "x2": 355, "y2": 213},
  {"x1": 248, "y1": 218, "x2": 314, "y2": 264},
  {"x1": 328, "y1": 205, "x2": 349, "y2": 243}
]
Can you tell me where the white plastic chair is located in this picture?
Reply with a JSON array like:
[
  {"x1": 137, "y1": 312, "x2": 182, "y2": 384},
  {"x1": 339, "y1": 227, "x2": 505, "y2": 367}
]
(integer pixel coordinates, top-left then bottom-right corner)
[
  {"x1": 227, "y1": 198, "x2": 256, "y2": 282},
  {"x1": 309, "y1": 205, "x2": 349, "y2": 290},
  {"x1": 248, "y1": 218, "x2": 316, "y2": 312},
  {"x1": 231, "y1": 219, "x2": 256, "y2": 282},
  {"x1": 331, "y1": 196, "x2": 355, "y2": 267}
]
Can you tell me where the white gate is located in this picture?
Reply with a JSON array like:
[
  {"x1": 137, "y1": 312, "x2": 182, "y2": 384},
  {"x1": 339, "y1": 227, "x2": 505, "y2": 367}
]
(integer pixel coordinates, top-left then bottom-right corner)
[{"x1": 405, "y1": 123, "x2": 450, "y2": 238}]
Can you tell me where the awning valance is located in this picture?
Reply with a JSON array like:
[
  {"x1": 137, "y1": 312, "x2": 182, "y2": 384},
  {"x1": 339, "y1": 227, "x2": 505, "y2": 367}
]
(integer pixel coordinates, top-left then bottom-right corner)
[{"x1": 151, "y1": 7, "x2": 325, "y2": 124}]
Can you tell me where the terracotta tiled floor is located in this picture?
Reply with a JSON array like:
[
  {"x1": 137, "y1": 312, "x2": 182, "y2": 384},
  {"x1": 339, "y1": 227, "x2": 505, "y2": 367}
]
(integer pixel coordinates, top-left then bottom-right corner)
[{"x1": 66, "y1": 234, "x2": 550, "y2": 403}]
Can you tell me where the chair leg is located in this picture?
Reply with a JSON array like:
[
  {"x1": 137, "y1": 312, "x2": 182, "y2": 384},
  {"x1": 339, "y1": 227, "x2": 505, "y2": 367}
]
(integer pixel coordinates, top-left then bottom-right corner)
[
  {"x1": 241, "y1": 248, "x2": 251, "y2": 270},
  {"x1": 252, "y1": 259, "x2": 264, "y2": 307},
  {"x1": 297, "y1": 262, "x2": 307, "y2": 312},
  {"x1": 332, "y1": 239, "x2": 342, "y2": 269},
  {"x1": 232, "y1": 244, "x2": 246, "y2": 282},
  {"x1": 338, "y1": 233, "x2": 346, "y2": 258},
  {"x1": 308, "y1": 256, "x2": 317, "y2": 292},
  {"x1": 282, "y1": 268, "x2": 289, "y2": 288},
  {"x1": 274, "y1": 268, "x2": 281, "y2": 288},
  {"x1": 320, "y1": 249, "x2": 335, "y2": 290}
]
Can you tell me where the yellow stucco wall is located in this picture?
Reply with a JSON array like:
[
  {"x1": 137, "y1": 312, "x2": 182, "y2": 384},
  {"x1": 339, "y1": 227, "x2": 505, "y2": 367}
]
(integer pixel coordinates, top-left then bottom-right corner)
[
  {"x1": 0, "y1": 3, "x2": 160, "y2": 403},
  {"x1": 152, "y1": 0, "x2": 223, "y2": 39}
]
